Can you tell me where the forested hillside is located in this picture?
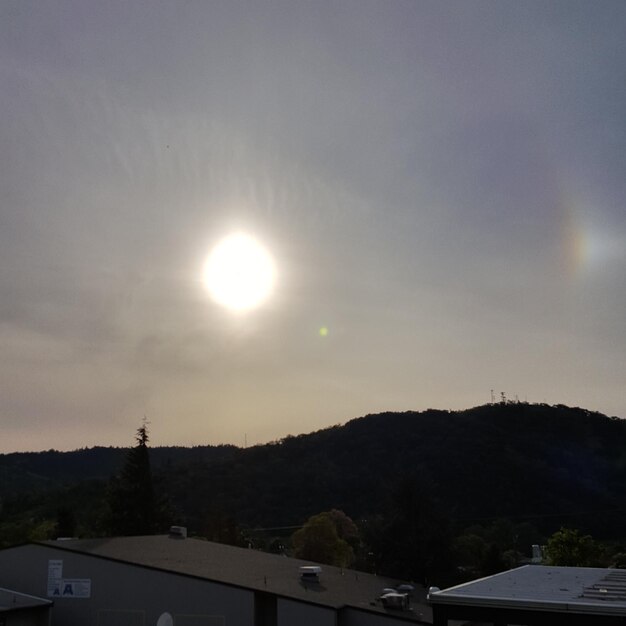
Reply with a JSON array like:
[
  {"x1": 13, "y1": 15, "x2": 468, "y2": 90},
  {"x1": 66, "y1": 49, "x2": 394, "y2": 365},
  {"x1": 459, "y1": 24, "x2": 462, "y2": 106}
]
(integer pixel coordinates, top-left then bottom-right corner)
[
  {"x1": 1, "y1": 403, "x2": 625, "y2": 551},
  {"x1": 0, "y1": 445, "x2": 237, "y2": 499},
  {"x1": 162, "y1": 403, "x2": 626, "y2": 538}
]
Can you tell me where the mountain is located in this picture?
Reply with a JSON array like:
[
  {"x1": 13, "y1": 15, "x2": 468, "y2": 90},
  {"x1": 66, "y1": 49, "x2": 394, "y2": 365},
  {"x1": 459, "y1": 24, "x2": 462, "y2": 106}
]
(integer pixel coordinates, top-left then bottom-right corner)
[
  {"x1": 0, "y1": 445, "x2": 237, "y2": 499},
  {"x1": 1, "y1": 404, "x2": 625, "y2": 541},
  {"x1": 161, "y1": 403, "x2": 626, "y2": 538}
]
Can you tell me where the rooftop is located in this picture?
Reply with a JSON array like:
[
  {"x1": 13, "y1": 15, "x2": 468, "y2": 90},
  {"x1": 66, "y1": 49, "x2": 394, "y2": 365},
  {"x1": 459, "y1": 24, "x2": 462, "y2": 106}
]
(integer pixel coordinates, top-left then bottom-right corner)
[
  {"x1": 429, "y1": 565, "x2": 626, "y2": 617},
  {"x1": 40, "y1": 535, "x2": 431, "y2": 622},
  {"x1": 0, "y1": 587, "x2": 52, "y2": 613}
]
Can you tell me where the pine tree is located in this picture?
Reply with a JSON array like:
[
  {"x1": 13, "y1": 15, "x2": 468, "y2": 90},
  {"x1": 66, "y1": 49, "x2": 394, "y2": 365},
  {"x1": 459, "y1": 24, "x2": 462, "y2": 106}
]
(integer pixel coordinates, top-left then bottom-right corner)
[{"x1": 107, "y1": 423, "x2": 156, "y2": 536}]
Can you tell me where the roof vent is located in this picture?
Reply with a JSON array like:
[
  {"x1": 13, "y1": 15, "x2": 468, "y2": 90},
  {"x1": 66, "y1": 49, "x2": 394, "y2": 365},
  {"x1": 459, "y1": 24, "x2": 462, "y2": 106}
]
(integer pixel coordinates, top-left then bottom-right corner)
[
  {"x1": 299, "y1": 565, "x2": 322, "y2": 582},
  {"x1": 169, "y1": 526, "x2": 187, "y2": 539},
  {"x1": 379, "y1": 591, "x2": 410, "y2": 610},
  {"x1": 427, "y1": 586, "x2": 440, "y2": 601}
]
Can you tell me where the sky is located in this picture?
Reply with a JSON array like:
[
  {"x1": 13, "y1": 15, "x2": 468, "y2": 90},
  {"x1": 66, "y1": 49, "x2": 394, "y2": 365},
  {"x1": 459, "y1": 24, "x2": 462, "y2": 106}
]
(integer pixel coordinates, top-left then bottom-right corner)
[{"x1": 1, "y1": 1, "x2": 625, "y2": 453}]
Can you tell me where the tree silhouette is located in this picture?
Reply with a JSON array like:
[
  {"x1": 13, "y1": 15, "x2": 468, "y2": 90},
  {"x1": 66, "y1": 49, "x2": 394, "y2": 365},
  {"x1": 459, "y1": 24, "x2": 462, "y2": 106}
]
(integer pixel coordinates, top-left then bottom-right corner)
[
  {"x1": 107, "y1": 423, "x2": 156, "y2": 536},
  {"x1": 366, "y1": 477, "x2": 455, "y2": 586},
  {"x1": 54, "y1": 505, "x2": 77, "y2": 538},
  {"x1": 292, "y1": 511, "x2": 355, "y2": 567},
  {"x1": 202, "y1": 511, "x2": 246, "y2": 547},
  {"x1": 544, "y1": 527, "x2": 602, "y2": 567}
]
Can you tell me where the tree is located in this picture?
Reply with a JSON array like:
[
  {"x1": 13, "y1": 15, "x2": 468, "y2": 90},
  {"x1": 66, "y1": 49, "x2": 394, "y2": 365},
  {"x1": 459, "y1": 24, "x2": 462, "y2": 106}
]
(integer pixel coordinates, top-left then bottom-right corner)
[
  {"x1": 481, "y1": 543, "x2": 507, "y2": 575},
  {"x1": 326, "y1": 509, "x2": 360, "y2": 545},
  {"x1": 202, "y1": 511, "x2": 247, "y2": 547},
  {"x1": 107, "y1": 423, "x2": 156, "y2": 536},
  {"x1": 292, "y1": 511, "x2": 356, "y2": 567},
  {"x1": 365, "y1": 477, "x2": 455, "y2": 586},
  {"x1": 54, "y1": 505, "x2": 77, "y2": 538},
  {"x1": 544, "y1": 527, "x2": 602, "y2": 567},
  {"x1": 452, "y1": 533, "x2": 488, "y2": 574}
]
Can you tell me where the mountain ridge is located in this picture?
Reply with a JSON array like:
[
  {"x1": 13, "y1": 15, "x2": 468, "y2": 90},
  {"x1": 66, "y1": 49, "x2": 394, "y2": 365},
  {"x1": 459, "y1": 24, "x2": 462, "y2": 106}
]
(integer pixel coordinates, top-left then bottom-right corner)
[{"x1": 1, "y1": 403, "x2": 624, "y2": 542}]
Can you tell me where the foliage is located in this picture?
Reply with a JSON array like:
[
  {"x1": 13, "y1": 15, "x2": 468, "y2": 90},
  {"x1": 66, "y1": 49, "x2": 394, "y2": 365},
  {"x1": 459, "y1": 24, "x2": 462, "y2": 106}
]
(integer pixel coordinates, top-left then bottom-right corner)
[
  {"x1": 292, "y1": 511, "x2": 355, "y2": 567},
  {"x1": 153, "y1": 403, "x2": 626, "y2": 537},
  {"x1": 364, "y1": 477, "x2": 455, "y2": 586},
  {"x1": 453, "y1": 518, "x2": 545, "y2": 578},
  {"x1": 106, "y1": 424, "x2": 157, "y2": 536},
  {"x1": 452, "y1": 533, "x2": 488, "y2": 574},
  {"x1": 201, "y1": 511, "x2": 247, "y2": 547},
  {"x1": 480, "y1": 543, "x2": 507, "y2": 575},
  {"x1": 3, "y1": 404, "x2": 626, "y2": 535},
  {"x1": 326, "y1": 508, "x2": 360, "y2": 546},
  {"x1": 544, "y1": 527, "x2": 602, "y2": 567},
  {"x1": 0, "y1": 445, "x2": 237, "y2": 500},
  {"x1": 54, "y1": 506, "x2": 77, "y2": 538},
  {"x1": 1, "y1": 403, "x2": 626, "y2": 580}
]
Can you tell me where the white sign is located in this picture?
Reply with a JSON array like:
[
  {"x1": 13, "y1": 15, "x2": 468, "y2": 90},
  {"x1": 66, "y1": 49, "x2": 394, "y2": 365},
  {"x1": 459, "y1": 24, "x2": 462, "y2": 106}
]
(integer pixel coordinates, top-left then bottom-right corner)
[
  {"x1": 48, "y1": 559, "x2": 63, "y2": 579},
  {"x1": 47, "y1": 561, "x2": 91, "y2": 598},
  {"x1": 49, "y1": 579, "x2": 91, "y2": 598},
  {"x1": 47, "y1": 560, "x2": 63, "y2": 596}
]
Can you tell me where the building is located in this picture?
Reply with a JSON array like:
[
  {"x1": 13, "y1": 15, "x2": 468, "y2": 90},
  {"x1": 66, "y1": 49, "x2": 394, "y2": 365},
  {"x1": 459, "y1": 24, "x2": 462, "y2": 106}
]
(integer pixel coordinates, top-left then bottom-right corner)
[
  {"x1": 0, "y1": 587, "x2": 51, "y2": 626},
  {"x1": 428, "y1": 564, "x2": 626, "y2": 625},
  {"x1": 0, "y1": 533, "x2": 431, "y2": 626}
]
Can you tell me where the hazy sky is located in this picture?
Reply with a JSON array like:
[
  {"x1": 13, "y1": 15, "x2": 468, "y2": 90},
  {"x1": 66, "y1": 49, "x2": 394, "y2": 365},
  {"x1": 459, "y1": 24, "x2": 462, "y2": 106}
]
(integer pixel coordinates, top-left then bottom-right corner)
[{"x1": 2, "y1": 1, "x2": 625, "y2": 452}]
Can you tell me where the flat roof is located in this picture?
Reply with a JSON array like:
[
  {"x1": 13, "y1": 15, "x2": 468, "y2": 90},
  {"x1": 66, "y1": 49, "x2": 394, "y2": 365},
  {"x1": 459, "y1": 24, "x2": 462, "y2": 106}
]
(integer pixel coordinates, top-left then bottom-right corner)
[
  {"x1": 35, "y1": 536, "x2": 430, "y2": 622},
  {"x1": 429, "y1": 565, "x2": 626, "y2": 617}
]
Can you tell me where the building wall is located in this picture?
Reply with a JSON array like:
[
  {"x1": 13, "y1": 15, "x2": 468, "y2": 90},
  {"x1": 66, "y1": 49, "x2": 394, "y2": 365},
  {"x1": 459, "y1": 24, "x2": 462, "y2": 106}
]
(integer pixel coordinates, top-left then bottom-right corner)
[
  {"x1": 0, "y1": 545, "x2": 417, "y2": 626},
  {"x1": 0, "y1": 544, "x2": 253, "y2": 626},
  {"x1": 2, "y1": 608, "x2": 50, "y2": 626},
  {"x1": 276, "y1": 597, "x2": 336, "y2": 626},
  {"x1": 340, "y1": 607, "x2": 427, "y2": 626}
]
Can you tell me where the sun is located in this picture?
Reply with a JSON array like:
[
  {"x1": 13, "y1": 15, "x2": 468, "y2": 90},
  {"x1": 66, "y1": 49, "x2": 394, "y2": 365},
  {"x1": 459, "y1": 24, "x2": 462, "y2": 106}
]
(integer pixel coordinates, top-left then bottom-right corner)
[{"x1": 203, "y1": 233, "x2": 276, "y2": 312}]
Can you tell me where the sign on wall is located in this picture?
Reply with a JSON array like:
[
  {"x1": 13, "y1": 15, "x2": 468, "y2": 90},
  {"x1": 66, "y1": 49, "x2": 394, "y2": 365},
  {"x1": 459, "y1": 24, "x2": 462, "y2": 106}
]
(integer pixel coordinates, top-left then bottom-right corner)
[
  {"x1": 47, "y1": 559, "x2": 92, "y2": 598},
  {"x1": 47, "y1": 559, "x2": 63, "y2": 597}
]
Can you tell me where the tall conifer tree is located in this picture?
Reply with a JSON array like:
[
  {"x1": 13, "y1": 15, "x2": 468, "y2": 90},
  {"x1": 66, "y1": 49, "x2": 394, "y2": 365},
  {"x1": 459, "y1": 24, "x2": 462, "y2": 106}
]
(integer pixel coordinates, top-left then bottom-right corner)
[{"x1": 107, "y1": 422, "x2": 156, "y2": 536}]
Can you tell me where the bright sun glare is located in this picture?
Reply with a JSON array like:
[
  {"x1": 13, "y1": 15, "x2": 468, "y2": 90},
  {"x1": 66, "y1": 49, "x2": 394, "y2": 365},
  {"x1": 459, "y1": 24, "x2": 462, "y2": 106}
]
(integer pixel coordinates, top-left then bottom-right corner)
[{"x1": 203, "y1": 233, "x2": 276, "y2": 312}]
